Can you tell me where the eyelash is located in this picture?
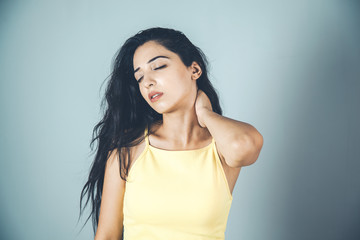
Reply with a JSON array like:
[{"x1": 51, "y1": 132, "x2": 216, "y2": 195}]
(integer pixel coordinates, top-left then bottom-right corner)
[
  {"x1": 136, "y1": 65, "x2": 167, "y2": 83},
  {"x1": 154, "y1": 65, "x2": 167, "y2": 70}
]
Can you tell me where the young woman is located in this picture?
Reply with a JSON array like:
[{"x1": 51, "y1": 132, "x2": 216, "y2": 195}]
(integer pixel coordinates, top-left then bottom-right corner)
[{"x1": 79, "y1": 27, "x2": 263, "y2": 240}]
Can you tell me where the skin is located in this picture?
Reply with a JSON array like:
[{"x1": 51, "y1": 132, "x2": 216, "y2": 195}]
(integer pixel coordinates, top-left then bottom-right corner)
[
  {"x1": 133, "y1": 40, "x2": 263, "y2": 167},
  {"x1": 94, "y1": 40, "x2": 263, "y2": 240},
  {"x1": 133, "y1": 40, "x2": 211, "y2": 149}
]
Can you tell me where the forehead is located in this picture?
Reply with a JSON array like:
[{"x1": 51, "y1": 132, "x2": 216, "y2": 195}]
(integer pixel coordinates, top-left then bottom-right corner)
[{"x1": 133, "y1": 41, "x2": 175, "y2": 69}]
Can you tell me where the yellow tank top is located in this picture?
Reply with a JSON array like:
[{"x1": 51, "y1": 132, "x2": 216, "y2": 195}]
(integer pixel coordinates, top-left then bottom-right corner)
[{"x1": 123, "y1": 126, "x2": 233, "y2": 240}]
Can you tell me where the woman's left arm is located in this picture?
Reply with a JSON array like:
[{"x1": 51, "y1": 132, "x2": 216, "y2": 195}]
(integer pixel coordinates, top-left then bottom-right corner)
[{"x1": 195, "y1": 90, "x2": 264, "y2": 168}]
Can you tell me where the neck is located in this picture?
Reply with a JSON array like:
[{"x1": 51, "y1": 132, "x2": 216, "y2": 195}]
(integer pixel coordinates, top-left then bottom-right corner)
[{"x1": 158, "y1": 107, "x2": 209, "y2": 147}]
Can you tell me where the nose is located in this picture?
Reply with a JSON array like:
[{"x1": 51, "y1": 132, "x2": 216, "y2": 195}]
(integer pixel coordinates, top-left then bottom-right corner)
[{"x1": 142, "y1": 74, "x2": 156, "y2": 88}]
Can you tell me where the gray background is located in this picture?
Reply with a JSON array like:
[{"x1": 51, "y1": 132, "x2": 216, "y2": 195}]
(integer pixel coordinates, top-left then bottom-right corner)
[{"x1": 0, "y1": 0, "x2": 359, "y2": 239}]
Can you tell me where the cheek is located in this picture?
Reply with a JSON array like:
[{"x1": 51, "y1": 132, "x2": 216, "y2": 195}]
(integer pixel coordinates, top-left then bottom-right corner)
[
  {"x1": 139, "y1": 88, "x2": 148, "y2": 102},
  {"x1": 173, "y1": 75, "x2": 193, "y2": 95}
]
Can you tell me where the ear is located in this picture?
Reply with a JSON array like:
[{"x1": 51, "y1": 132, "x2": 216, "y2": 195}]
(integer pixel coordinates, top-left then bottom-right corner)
[{"x1": 190, "y1": 61, "x2": 202, "y2": 80}]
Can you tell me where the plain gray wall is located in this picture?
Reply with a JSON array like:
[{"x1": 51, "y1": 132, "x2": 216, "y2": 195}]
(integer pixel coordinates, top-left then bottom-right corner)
[{"x1": 0, "y1": 0, "x2": 359, "y2": 239}]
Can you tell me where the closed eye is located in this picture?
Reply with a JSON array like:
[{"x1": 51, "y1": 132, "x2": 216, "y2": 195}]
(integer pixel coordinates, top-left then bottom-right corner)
[
  {"x1": 136, "y1": 76, "x2": 143, "y2": 83},
  {"x1": 136, "y1": 65, "x2": 167, "y2": 83},
  {"x1": 154, "y1": 65, "x2": 166, "y2": 70}
]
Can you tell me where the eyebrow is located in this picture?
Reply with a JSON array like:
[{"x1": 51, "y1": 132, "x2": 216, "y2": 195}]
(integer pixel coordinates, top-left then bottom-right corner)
[{"x1": 134, "y1": 55, "x2": 169, "y2": 73}]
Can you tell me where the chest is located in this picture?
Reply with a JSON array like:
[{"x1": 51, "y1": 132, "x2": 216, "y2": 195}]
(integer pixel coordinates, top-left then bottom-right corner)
[{"x1": 124, "y1": 148, "x2": 232, "y2": 227}]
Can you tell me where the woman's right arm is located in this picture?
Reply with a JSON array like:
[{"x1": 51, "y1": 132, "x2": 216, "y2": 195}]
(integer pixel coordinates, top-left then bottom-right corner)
[{"x1": 94, "y1": 149, "x2": 125, "y2": 240}]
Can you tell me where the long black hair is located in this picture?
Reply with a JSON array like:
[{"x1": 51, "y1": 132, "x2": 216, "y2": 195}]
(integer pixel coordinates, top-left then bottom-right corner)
[{"x1": 78, "y1": 27, "x2": 223, "y2": 236}]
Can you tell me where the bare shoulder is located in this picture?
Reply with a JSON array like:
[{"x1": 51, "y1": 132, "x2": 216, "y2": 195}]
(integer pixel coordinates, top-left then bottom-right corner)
[
  {"x1": 95, "y1": 149, "x2": 125, "y2": 239},
  {"x1": 94, "y1": 129, "x2": 149, "y2": 239},
  {"x1": 127, "y1": 134, "x2": 147, "y2": 172}
]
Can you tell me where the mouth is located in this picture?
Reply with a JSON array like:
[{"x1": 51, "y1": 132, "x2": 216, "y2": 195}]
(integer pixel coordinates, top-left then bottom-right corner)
[{"x1": 149, "y1": 92, "x2": 163, "y2": 102}]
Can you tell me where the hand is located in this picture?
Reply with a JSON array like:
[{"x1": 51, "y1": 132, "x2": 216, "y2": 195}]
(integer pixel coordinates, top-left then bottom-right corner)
[{"x1": 195, "y1": 89, "x2": 213, "y2": 128}]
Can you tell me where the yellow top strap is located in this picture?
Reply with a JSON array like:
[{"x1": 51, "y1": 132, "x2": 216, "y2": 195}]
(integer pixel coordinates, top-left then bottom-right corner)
[{"x1": 144, "y1": 125, "x2": 149, "y2": 146}]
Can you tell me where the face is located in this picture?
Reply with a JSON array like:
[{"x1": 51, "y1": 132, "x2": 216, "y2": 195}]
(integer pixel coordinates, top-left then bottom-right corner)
[{"x1": 133, "y1": 41, "x2": 202, "y2": 114}]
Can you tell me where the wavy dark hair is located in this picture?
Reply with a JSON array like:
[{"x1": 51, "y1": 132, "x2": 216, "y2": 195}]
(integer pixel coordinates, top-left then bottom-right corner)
[{"x1": 78, "y1": 27, "x2": 223, "y2": 236}]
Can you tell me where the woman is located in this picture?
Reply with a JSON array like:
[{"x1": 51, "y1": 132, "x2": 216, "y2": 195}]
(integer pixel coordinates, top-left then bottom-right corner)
[{"x1": 79, "y1": 27, "x2": 263, "y2": 240}]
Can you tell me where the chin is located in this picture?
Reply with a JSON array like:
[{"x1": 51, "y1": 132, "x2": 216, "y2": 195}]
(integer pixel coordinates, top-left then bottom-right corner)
[
  {"x1": 151, "y1": 104, "x2": 176, "y2": 115},
  {"x1": 148, "y1": 104, "x2": 166, "y2": 114},
  {"x1": 152, "y1": 108, "x2": 165, "y2": 114}
]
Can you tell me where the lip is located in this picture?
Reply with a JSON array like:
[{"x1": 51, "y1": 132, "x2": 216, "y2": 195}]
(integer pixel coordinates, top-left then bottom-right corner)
[{"x1": 148, "y1": 91, "x2": 163, "y2": 102}]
